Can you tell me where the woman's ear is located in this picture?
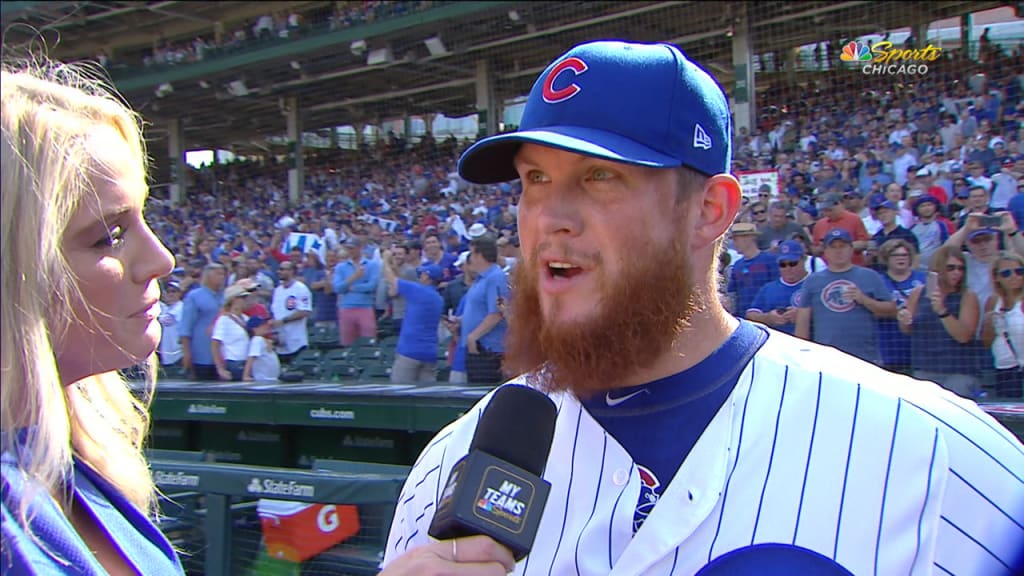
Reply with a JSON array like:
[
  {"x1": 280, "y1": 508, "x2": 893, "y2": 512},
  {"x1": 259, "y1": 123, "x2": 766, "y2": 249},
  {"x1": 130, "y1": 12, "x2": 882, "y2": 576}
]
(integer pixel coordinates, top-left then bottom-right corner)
[{"x1": 691, "y1": 174, "x2": 742, "y2": 251}]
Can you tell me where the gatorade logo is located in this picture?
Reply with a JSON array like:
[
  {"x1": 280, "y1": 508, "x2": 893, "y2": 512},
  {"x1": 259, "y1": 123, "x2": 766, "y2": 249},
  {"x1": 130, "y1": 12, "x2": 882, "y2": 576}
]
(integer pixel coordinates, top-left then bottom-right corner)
[
  {"x1": 542, "y1": 57, "x2": 588, "y2": 104},
  {"x1": 317, "y1": 505, "x2": 339, "y2": 533}
]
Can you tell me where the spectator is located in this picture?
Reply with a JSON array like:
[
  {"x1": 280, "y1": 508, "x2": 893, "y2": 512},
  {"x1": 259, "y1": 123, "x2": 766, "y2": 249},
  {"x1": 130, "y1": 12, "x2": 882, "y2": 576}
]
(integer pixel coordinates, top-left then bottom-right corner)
[
  {"x1": 377, "y1": 244, "x2": 418, "y2": 336},
  {"x1": 877, "y1": 239, "x2": 927, "y2": 374},
  {"x1": 301, "y1": 250, "x2": 336, "y2": 327},
  {"x1": 956, "y1": 185, "x2": 996, "y2": 228},
  {"x1": 460, "y1": 236, "x2": 509, "y2": 384},
  {"x1": 757, "y1": 201, "x2": 807, "y2": 251},
  {"x1": 211, "y1": 283, "x2": 253, "y2": 381},
  {"x1": 381, "y1": 251, "x2": 445, "y2": 383},
  {"x1": 899, "y1": 246, "x2": 981, "y2": 398},
  {"x1": 870, "y1": 199, "x2": 920, "y2": 269},
  {"x1": 910, "y1": 195, "x2": 952, "y2": 272},
  {"x1": 796, "y1": 229, "x2": 896, "y2": 363},
  {"x1": 269, "y1": 261, "x2": 312, "y2": 364},
  {"x1": 726, "y1": 223, "x2": 779, "y2": 317},
  {"x1": 980, "y1": 251, "x2": 1024, "y2": 398},
  {"x1": 811, "y1": 192, "x2": 871, "y2": 265},
  {"x1": 746, "y1": 240, "x2": 808, "y2": 335},
  {"x1": 243, "y1": 316, "x2": 280, "y2": 382},
  {"x1": 179, "y1": 262, "x2": 226, "y2": 380},
  {"x1": 333, "y1": 237, "x2": 382, "y2": 346},
  {"x1": 157, "y1": 280, "x2": 185, "y2": 369},
  {"x1": 942, "y1": 213, "x2": 1021, "y2": 314}
]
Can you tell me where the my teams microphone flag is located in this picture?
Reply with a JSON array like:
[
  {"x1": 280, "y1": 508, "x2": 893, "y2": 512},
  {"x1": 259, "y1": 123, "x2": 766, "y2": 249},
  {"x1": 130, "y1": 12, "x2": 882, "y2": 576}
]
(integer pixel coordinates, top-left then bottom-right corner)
[{"x1": 429, "y1": 385, "x2": 558, "y2": 561}]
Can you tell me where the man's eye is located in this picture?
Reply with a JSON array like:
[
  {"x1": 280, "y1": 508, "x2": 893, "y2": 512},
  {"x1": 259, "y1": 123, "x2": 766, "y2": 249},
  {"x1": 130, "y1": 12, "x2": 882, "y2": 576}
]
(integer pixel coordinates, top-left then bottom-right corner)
[
  {"x1": 95, "y1": 225, "x2": 125, "y2": 249},
  {"x1": 590, "y1": 168, "x2": 614, "y2": 181}
]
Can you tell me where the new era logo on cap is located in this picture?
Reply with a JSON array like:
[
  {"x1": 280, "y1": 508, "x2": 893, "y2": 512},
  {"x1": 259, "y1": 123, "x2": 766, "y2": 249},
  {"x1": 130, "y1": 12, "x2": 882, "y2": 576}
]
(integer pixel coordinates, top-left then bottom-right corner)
[
  {"x1": 457, "y1": 40, "x2": 732, "y2": 184},
  {"x1": 694, "y1": 123, "x2": 712, "y2": 150}
]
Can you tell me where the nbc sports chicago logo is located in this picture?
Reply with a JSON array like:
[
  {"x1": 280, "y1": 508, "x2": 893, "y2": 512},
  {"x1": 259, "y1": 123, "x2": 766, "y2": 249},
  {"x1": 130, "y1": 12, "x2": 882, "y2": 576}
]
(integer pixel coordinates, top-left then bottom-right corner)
[{"x1": 839, "y1": 40, "x2": 941, "y2": 76}]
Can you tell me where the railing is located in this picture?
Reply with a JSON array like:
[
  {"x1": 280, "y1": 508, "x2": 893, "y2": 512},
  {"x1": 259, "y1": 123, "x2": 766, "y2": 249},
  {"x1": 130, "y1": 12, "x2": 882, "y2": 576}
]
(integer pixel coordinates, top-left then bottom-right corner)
[{"x1": 151, "y1": 454, "x2": 410, "y2": 576}]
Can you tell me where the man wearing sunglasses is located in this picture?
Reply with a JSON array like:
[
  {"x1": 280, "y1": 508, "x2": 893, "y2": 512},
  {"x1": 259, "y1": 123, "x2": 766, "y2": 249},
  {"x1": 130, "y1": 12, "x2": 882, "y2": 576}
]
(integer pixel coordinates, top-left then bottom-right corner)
[{"x1": 746, "y1": 240, "x2": 808, "y2": 335}]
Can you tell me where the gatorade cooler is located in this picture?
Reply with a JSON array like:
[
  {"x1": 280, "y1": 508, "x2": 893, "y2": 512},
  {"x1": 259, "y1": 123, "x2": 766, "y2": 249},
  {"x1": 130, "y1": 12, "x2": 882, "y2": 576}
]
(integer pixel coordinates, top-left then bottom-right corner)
[{"x1": 257, "y1": 499, "x2": 360, "y2": 562}]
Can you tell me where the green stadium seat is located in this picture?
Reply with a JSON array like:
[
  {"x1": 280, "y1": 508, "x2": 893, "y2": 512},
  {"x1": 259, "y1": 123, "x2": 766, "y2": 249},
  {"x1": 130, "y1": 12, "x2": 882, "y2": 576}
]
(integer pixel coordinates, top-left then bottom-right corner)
[
  {"x1": 360, "y1": 363, "x2": 392, "y2": 382},
  {"x1": 324, "y1": 360, "x2": 361, "y2": 381}
]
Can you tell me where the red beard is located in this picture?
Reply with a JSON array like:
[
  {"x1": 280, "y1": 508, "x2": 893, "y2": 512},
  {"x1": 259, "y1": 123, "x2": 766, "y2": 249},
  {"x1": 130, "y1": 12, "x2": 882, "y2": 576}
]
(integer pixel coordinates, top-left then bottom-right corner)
[{"x1": 503, "y1": 232, "x2": 703, "y2": 399}]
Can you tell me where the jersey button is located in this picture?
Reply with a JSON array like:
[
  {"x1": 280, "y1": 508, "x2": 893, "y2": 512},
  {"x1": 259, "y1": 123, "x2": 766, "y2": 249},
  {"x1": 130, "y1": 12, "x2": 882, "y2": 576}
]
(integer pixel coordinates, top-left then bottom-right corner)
[{"x1": 612, "y1": 468, "x2": 629, "y2": 486}]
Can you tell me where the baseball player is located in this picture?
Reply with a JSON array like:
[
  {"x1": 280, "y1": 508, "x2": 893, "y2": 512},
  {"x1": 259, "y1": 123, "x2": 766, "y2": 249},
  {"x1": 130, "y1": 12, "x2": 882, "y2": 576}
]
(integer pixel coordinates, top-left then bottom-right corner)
[{"x1": 380, "y1": 41, "x2": 1024, "y2": 576}]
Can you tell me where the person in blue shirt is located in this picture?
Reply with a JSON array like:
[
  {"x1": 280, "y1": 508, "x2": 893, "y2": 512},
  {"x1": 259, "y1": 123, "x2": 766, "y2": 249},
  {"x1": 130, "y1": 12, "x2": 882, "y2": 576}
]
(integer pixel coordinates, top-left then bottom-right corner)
[
  {"x1": 1, "y1": 63, "x2": 184, "y2": 575},
  {"x1": 178, "y1": 262, "x2": 227, "y2": 380},
  {"x1": 745, "y1": 240, "x2": 809, "y2": 335},
  {"x1": 459, "y1": 236, "x2": 510, "y2": 384},
  {"x1": 381, "y1": 251, "x2": 445, "y2": 383},
  {"x1": 877, "y1": 238, "x2": 926, "y2": 374},
  {"x1": 727, "y1": 222, "x2": 780, "y2": 317},
  {"x1": 333, "y1": 237, "x2": 382, "y2": 346}
]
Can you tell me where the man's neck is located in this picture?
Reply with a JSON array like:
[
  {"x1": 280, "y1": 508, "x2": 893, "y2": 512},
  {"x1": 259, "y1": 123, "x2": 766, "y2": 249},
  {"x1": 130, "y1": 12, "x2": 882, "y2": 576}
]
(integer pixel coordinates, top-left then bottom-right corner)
[
  {"x1": 615, "y1": 291, "x2": 738, "y2": 389},
  {"x1": 883, "y1": 222, "x2": 899, "y2": 233},
  {"x1": 828, "y1": 262, "x2": 854, "y2": 273},
  {"x1": 740, "y1": 248, "x2": 760, "y2": 260}
]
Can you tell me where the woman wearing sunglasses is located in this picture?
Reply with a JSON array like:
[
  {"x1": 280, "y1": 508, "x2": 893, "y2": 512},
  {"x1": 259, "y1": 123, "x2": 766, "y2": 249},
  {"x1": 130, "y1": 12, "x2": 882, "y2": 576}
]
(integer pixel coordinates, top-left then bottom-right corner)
[
  {"x1": 980, "y1": 251, "x2": 1024, "y2": 398},
  {"x1": 898, "y1": 245, "x2": 981, "y2": 398}
]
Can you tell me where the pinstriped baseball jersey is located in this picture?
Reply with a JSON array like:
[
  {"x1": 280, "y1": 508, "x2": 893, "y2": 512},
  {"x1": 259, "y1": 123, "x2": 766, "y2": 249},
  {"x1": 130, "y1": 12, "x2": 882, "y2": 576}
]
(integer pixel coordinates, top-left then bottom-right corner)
[{"x1": 383, "y1": 329, "x2": 1024, "y2": 575}]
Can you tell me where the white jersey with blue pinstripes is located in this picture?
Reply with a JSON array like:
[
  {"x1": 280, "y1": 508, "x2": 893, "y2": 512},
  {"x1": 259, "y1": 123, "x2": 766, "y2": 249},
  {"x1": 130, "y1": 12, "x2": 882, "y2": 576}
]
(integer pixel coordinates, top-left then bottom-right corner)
[{"x1": 383, "y1": 329, "x2": 1024, "y2": 575}]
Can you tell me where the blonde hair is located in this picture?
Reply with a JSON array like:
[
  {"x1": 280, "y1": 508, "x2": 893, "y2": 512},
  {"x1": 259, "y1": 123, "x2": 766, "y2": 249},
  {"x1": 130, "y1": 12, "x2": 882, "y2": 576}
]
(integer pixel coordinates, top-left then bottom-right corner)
[
  {"x1": 1, "y1": 61, "x2": 157, "y2": 530},
  {"x1": 990, "y1": 251, "x2": 1024, "y2": 303}
]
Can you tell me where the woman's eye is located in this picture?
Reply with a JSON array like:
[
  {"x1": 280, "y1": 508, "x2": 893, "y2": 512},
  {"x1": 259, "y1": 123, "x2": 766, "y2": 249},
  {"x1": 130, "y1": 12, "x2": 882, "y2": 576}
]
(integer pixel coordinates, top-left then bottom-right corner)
[{"x1": 95, "y1": 225, "x2": 125, "y2": 249}]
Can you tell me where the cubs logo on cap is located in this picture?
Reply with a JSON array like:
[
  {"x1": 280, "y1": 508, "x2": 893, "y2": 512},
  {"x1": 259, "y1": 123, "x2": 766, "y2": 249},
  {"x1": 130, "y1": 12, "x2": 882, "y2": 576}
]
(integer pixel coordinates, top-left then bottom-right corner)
[
  {"x1": 458, "y1": 40, "x2": 732, "y2": 184},
  {"x1": 823, "y1": 229, "x2": 853, "y2": 246},
  {"x1": 777, "y1": 240, "x2": 805, "y2": 262}
]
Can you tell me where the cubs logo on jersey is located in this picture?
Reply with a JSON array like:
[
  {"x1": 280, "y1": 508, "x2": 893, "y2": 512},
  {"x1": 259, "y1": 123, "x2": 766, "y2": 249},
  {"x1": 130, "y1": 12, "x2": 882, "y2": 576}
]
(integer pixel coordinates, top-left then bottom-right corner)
[
  {"x1": 789, "y1": 287, "x2": 804, "y2": 309},
  {"x1": 820, "y1": 280, "x2": 857, "y2": 312},
  {"x1": 634, "y1": 465, "x2": 661, "y2": 533},
  {"x1": 285, "y1": 295, "x2": 297, "y2": 311}
]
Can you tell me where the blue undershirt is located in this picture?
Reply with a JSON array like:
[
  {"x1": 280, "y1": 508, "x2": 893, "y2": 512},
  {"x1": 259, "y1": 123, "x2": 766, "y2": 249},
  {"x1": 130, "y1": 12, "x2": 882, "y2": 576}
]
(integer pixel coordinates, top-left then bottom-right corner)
[{"x1": 580, "y1": 319, "x2": 768, "y2": 532}]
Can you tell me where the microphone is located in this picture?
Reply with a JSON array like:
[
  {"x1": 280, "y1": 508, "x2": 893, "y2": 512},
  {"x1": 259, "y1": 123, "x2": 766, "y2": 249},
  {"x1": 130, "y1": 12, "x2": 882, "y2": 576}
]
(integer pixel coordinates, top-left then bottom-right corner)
[{"x1": 428, "y1": 384, "x2": 558, "y2": 561}]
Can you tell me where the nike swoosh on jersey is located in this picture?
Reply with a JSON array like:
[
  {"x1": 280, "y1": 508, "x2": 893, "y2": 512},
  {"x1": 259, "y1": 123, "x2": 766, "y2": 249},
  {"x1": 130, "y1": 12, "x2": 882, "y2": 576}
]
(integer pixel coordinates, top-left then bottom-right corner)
[{"x1": 605, "y1": 390, "x2": 647, "y2": 407}]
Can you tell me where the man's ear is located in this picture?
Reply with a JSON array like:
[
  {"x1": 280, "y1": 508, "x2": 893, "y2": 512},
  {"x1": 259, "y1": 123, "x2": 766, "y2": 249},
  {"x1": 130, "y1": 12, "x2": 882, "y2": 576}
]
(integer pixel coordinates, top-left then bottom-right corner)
[{"x1": 691, "y1": 174, "x2": 742, "y2": 251}]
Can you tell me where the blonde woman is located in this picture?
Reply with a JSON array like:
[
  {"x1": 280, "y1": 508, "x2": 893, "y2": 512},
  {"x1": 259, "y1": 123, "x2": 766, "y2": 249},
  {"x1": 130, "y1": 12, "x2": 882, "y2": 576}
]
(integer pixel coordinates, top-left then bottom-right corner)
[
  {"x1": 210, "y1": 283, "x2": 253, "y2": 381},
  {"x1": 1, "y1": 64, "x2": 182, "y2": 574},
  {"x1": 980, "y1": 251, "x2": 1024, "y2": 398},
  {"x1": 898, "y1": 245, "x2": 981, "y2": 398}
]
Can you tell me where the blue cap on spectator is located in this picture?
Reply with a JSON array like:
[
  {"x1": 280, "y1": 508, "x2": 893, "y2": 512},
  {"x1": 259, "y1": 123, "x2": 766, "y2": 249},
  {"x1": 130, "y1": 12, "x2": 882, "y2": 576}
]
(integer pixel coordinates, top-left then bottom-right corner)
[
  {"x1": 968, "y1": 228, "x2": 998, "y2": 241},
  {"x1": 1007, "y1": 193, "x2": 1024, "y2": 229},
  {"x1": 416, "y1": 264, "x2": 444, "y2": 283},
  {"x1": 868, "y1": 193, "x2": 887, "y2": 209},
  {"x1": 247, "y1": 316, "x2": 269, "y2": 331},
  {"x1": 866, "y1": 159, "x2": 882, "y2": 168},
  {"x1": 874, "y1": 200, "x2": 898, "y2": 211},
  {"x1": 777, "y1": 240, "x2": 805, "y2": 262},
  {"x1": 458, "y1": 41, "x2": 731, "y2": 183},
  {"x1": 913, "y1": 195, "x2": 940, "y2": 214},
  {"x1": 823, "y1": 228, "x2": 853, "y2": 246},
  {"x1": 797, "y1": 200, "x2": 818, "y2": 219}
]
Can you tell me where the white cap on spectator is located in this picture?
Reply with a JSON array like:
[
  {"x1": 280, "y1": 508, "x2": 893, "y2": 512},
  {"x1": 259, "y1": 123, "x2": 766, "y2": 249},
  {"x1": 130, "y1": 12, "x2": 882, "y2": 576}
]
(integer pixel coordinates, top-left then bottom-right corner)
[
  {"x1": 455, "y1": 251, "x2": 470, "y2": 267},
  {"x1": 468, "y1": 223, "x2": 487, "y2": 238}
]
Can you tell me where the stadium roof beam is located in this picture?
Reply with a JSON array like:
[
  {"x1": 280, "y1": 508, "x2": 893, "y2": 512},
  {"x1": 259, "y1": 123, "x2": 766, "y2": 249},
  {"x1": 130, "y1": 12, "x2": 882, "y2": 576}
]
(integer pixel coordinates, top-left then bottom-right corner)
[{"x1": 309, "y1": 77, "x2": 476, "y2": 113}]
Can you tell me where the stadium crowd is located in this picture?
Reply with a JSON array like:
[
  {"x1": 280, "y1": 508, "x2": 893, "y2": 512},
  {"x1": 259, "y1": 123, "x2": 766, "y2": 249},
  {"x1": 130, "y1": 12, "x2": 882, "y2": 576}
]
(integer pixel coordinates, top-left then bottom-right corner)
[{"x1": 153, "y1": 38, "x2": 1024, "y2": 400}]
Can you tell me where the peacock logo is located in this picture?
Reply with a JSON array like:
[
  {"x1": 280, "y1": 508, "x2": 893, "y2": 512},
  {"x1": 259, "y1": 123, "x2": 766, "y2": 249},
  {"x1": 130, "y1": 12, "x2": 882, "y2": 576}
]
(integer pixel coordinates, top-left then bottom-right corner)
[{"x1": 840, "y1": 41, "x2": 872, "y2": 62}]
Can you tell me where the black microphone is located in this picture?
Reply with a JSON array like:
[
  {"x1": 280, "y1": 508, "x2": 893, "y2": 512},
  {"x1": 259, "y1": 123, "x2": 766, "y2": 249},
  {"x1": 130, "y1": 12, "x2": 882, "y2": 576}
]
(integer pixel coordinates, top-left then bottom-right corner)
[{"x1": 428, "y1": 384, "x2": 558, "y2": 561}]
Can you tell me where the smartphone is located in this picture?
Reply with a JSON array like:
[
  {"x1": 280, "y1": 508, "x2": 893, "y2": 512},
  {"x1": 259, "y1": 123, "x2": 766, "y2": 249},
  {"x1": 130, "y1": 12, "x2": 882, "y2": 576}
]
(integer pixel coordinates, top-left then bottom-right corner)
[
  {"x1": 926, "y1": 271, "x2": 939, "y2": 295},
  {"x1": 978, "y1": 214, "x2": 1003, "y2": 228}
]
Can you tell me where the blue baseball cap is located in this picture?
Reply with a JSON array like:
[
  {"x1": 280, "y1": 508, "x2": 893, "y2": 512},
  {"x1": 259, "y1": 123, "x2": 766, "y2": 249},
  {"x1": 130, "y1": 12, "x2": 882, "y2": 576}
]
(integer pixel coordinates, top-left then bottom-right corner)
[
  {"x1": 968, "y1": 228, "x2": 998, "y2": 241},
  {"x1": 796, "y1": 200, "x2": 818, "y2": 219},
  {"x1": 823, "y1": 228, "x2": 853, "y2": 246},
  {"x1": 247, "y1": 316, "x2": 270, "y2": 331},
  {"x1": 777, "y1": 240, "x2": 806, "y2": 262},
  {"x1": 874, "y1": 200, "x2": 898, "y2": 211},
  {"x1": 458, "y1": 41, "x2": 731, "y2": 184},
  {"x1": 416, "y1": 264, "x2": 444, "y2": 283}
]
